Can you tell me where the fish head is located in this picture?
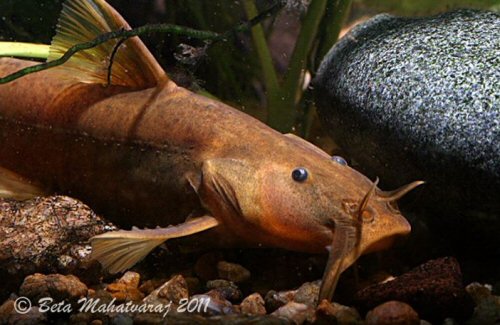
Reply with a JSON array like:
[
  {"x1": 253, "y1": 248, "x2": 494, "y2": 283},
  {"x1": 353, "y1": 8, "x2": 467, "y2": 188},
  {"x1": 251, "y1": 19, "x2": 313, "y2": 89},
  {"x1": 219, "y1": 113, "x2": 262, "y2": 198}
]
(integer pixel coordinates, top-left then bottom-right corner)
[{"x1": 199, "y1": 135, "x2": 421, "y2": 259}]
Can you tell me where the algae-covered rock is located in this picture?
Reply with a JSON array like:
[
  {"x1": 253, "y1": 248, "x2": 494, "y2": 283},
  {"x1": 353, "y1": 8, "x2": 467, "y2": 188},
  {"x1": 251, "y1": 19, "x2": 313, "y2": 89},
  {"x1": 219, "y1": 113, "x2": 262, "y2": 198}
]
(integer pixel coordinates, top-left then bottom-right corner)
[
  {"x1": 314, "y1": 9, "x2": 500, "y2": 274},
  {"x1": 315, "y1": 9, "x2": 499, "y2": 212}
]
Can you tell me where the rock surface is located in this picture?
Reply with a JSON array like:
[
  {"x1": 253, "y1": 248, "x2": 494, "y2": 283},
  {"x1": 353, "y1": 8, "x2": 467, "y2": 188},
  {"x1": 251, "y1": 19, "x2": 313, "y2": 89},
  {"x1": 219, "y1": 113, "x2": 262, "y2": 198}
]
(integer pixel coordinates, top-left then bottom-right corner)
[
  {"x1": 354, "y1": 257, "x2": 474, "y2": 322},
  {"x1": 314, "y1": 8, "x2": 500, "y2": 279},
  {"x1": 315, "y1": 9, "x2": 500, "y2": 209},
  {"x1": 0, "y1": 196, "x2": 114, "y2": 301}
]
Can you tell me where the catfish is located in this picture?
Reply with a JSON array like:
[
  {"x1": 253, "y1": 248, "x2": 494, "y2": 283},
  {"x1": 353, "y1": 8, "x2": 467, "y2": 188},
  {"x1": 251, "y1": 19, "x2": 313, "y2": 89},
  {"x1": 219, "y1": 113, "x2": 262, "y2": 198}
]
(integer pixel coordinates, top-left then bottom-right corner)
[{"x1": 0, "y1": 0, "x2": 423, "y2": 302}]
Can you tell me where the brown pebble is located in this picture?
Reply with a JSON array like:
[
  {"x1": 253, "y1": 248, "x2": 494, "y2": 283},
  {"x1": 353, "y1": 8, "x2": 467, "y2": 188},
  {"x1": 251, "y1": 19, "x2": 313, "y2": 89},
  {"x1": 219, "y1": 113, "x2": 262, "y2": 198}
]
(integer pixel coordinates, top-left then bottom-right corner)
[
  {"x1": 118, "y1": 271, "x2": 140, "y2": 288},
  {"x1": 365, "y1": 301, "x2": 419, "y2": 325},
  {"x1": 106, "y1": 282, "x2": 144, "y2": 302},
  {"x1": 206, "y1": 279, "x2": 242, "y2": 302},
  {"x1": 143, "y1": 274, "x2": 189, "y2": 306},
  {"x1": 272, "y1": 301, "x2": 315, "y2": 324},
  {"x1": 217, "y1": 261, "x2": 251, "y2": 283},
  {"x1": 315, "y1": 299, "x2": 361, "y2": 325},
  {"x1": 192, "y1": 291, "x2": 234, "y2": 316},
  {"x1": 157, "y1": 275, "x2": 189, "y2": 304},
  {"x1": 240, "y1": 293, "x2": 266, "y2": 315},
  {"x1": 294, "y1": 281, "x2": 320, "y2": 307},
  {"x1": 19, "y1": 273, "x2": 87, "y2": 302},
  {"x1": 265, "y1": 289, "x2": 297, "y2": 312},
  {"x1": 0, "y1": 299, "x2": 14, "y2": 324}
]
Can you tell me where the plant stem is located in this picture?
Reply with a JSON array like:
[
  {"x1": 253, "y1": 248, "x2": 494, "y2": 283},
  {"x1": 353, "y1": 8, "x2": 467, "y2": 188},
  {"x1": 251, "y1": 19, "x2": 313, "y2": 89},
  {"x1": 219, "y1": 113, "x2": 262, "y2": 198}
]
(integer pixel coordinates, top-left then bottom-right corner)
[
  {"x1": 268, "y1": 0, "x2": 328, "y2": 133},
  {"x1": 243, "y1": 0, "x2": 280, "y2": 97},
  {"x1": 316, "y1": 0, "x2": 352, "y2": 64},
  {"x1": 0, "y1": 3, "x2": 282, "y2": 85},
  {"x1": 0, "y1": 42, "x2": 50, "y2": 59}
]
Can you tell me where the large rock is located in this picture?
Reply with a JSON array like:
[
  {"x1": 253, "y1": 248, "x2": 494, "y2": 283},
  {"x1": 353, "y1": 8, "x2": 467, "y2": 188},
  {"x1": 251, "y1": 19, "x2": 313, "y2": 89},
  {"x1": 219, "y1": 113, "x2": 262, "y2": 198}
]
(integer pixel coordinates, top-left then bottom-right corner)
[{"x1": 314, "y1": 9, "x2": 500, "y2": 272}]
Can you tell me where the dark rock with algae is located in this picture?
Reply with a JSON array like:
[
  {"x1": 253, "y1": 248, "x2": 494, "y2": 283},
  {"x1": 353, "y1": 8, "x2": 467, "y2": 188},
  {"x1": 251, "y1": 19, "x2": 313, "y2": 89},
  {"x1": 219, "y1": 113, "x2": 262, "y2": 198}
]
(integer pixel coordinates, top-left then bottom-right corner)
[
  {"x1": 314, "y1": 9, "x2": 499, "y2": 212},
  {"x1": 314, "y1": 9, "x2": 500, "y2": 275}
]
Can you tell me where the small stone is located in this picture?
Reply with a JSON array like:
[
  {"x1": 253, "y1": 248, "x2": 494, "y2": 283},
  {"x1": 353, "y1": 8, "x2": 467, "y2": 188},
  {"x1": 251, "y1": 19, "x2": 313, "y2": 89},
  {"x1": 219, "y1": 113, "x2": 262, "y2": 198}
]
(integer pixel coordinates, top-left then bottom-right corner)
[
  {"x1": 466, "y1": 282, "x2": 493, "y2": 304},
  {"x1": 240, "y1": 293, "x2": 266, "y2": 315},
  {"x1": 191, "y1": 291, "x2": 234, "y2": 316},
  {"x1": 106, "y1": 282, "x2": 144, "y2": 302},
  {"x1": 57, "y1": 254, "x2": 77, "y2": 272},
  {"x1": 118, "y1": 271, "x2": 140, "y2": 288},
  {"x1": 7, "y1": 306, "x2": 48, "y2": 325},
  {"x1": 0, "y1": 299, "x2": 14, "y2": 324},
  {"x1": 465, "y1": 283, "x2": 500, "y2": 325},
  {"x1": 157, "y1": 275, "x2": 189, "y2": 304},
  {"x1": 365, "y1": 301, "x2": 419, "y2": 325},
  {"x1": 294, "y1": 281, "x2": 320, "y2": 307},
  {"x1": 206, "y1": 279, "x2": 242, "y2": 302},
  {"x1": 265, "y1": 289, "x2": 297, "y2": 313},
  {"x1": 271, "y1": 301, "x2": 314, "y2": 324},
  {"x1": 217, "y1": 261, "x2": 251, "y2": 283},
  {"x1": 143, "y1": 274, "x2": 189, "y2": 306},
  {"x1": 315, "y1": 299, "x2": 362, "y2": 325},
  {"x1": 19, "y1": 273, "x2": 87, "y2": 302},
  {"x1": 111, "y1": 313, "x2": 134, "y2": 325}
]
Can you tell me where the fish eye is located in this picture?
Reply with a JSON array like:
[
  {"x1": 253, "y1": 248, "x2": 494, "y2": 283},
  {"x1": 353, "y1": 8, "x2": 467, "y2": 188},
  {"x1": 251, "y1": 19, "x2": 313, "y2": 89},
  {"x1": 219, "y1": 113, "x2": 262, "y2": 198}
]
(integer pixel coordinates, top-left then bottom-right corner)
[
  {"x1": 332, "y1": 155, "x2": 347, "y2": 166},
  {"x1": 292, "y1": 167, "x2": 308, "y2": 182}
]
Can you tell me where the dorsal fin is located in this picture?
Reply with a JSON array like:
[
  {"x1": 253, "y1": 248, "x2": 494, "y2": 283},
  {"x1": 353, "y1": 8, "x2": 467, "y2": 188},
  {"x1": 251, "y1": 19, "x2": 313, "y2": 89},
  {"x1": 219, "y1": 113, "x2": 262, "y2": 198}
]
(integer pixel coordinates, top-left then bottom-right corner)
[{"x1": 48, "y1": 0, "x2": 167, "y2": 88}]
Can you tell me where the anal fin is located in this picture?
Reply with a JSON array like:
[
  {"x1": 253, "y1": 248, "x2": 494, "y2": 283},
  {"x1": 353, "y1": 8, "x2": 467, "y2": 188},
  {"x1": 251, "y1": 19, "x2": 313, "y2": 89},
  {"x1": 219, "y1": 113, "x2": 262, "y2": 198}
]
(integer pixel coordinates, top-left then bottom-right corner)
[
  {"x1": 90, "y1": 215, "x2": 219, "y2": 273},
  {"x1": 0, "y1": 167, "x2": 44, "y2": 200}
]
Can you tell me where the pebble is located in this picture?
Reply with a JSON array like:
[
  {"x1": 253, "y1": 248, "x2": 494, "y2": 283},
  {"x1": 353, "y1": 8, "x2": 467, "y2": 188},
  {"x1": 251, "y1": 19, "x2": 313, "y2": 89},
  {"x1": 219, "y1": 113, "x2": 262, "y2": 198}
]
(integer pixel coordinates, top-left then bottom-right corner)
[
  {"x1": 191, "y1": 291, "x2": 234, "y2": 316},
  {"x1": 265, "y1": 289, "x2": 297, "y2": 313},
  {"x1": 106, "y1": 271, "x2": 144, "y2": 302},
  {"x1": 240, "y1": 293, "x2": 267, "y2": 315},
  {"x1": 315, "y1": 299, "x2": 362, "y2": 325},
  {"x1": 143, "y1": 274, "x2": 189, "y2": 306},
  {"x1": 118, "y1": 271, "x2": 141, "y2": 288},
  {"x1": 465, "y1": 282, "x2": 500, "y2": 325},
  {"x1": 271, "y1": 301, "x2": 314, "y2": 324},
  {"x1": 206, "y1": 279, "x2": 242, "y2": 302},
  {"x1": 19, "y1": 273, "x2": 87, "y2": 302},
  {"x1": 217, "y1": 261, "x2": 251, "y2": 283},
  {"x1": 106, "y1": 282, "x2": 144, "y2": 302},
  {"x1": 365, "y1": 301, "x2": 419, "y2": 325},
  {"x1": 293, "y1": 280, "x2": 320, "y2": 307}
]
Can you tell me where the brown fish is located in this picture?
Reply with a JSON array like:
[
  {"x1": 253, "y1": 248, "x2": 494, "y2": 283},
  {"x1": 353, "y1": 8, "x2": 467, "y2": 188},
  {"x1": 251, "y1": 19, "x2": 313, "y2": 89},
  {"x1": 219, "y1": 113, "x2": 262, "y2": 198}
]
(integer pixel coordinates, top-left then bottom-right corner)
[{"x1": 0, "y1": 0, "x2": 423, "y2": 301}]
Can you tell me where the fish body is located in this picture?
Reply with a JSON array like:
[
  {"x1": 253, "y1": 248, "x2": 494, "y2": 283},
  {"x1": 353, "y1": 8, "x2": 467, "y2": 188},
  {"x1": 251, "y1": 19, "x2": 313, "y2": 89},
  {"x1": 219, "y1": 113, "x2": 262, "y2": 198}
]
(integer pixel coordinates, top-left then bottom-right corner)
[{"x1": 0, "y1": 0, "x2": 420, "y2": 301}]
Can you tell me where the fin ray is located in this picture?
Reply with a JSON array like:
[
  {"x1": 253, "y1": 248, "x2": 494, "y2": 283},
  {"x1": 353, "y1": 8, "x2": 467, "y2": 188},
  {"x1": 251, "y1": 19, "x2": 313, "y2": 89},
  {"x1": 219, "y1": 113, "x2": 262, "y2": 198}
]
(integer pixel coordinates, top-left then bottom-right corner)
[
  {"x1": 90, "y1": 215, "x2": 219, "y2": 273},
  {"x1": 0, "y1": 167, "x2": 44, "y2": 200},
  {"x1": 49, "y1": 0, "x2": 167, "y2": 88}
]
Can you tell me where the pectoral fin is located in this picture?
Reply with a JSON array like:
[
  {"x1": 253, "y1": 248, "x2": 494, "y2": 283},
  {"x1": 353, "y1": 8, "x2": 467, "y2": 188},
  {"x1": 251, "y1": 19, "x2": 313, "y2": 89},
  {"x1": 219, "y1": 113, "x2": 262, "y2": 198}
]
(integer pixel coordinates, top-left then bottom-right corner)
[
  {"x1": 0, "y1": 167, "x2": 44, "y2": 200},
  {"x1": 90, "y1": 215, "x2": 219, "y2": 273}
]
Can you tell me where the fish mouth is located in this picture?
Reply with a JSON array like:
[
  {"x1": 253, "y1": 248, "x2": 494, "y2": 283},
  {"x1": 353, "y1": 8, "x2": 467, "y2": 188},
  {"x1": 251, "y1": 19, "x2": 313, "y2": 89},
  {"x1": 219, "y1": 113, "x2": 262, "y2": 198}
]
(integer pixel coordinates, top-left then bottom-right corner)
[{"x1": 364, "y1": 216, "x2": 411, "y2": 253}]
